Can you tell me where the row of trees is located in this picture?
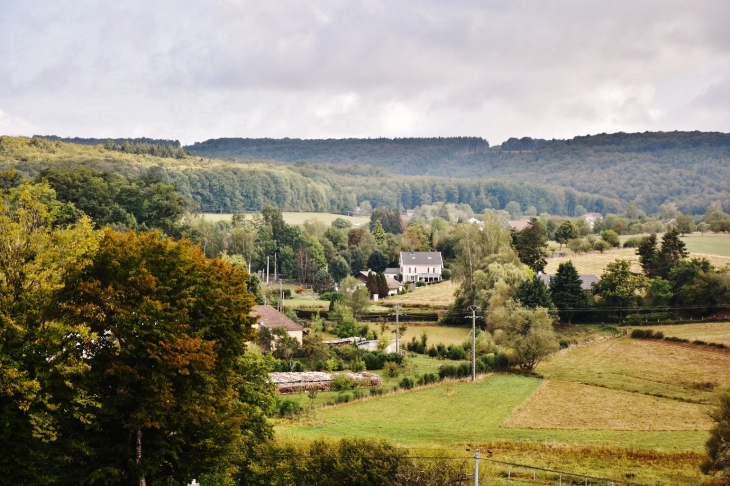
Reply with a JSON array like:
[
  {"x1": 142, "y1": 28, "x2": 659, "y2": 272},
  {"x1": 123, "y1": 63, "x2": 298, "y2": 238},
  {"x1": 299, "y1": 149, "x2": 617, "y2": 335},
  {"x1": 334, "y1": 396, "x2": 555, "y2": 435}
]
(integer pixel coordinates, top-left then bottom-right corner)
[{"x1": 0, "y1": 182, "x2": 275, "y2": 485}]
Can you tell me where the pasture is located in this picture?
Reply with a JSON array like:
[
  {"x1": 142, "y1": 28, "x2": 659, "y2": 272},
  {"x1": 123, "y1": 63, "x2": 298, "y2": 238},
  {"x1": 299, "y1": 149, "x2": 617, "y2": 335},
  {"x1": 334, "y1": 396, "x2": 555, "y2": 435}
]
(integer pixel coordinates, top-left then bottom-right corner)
[
  {"x1": 385, "y1": 280, "x2": 458, "y2": 307},
  {"x1": 544, "y1": 247, "x2": 641, "y2": 275},
  {"x1": 503, "y1": 380, "x2": 711, "y2": 431},
  {"x1": 680, "y1": 234, "x2": 730, "y2": 258},
  {"x1": 537, "y1": 336, "x2": 730, "y2": 403},
  {"x1": 371, "y1": 324, "x2": 472, "y2": 347},
  {"x1": 634, "y1": 321, "x2": 730, "y2": 346},
  {"x1": 199, "y1": 211, "x2": 370, "y2": 226}
]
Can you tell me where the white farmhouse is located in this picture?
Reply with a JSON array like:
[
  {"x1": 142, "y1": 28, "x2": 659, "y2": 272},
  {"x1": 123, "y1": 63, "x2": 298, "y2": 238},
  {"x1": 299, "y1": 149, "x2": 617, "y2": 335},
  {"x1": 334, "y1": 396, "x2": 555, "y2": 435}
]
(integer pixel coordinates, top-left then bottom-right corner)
[{"x1": 399, "y1": 249, "x2": 443, "y2": 283}]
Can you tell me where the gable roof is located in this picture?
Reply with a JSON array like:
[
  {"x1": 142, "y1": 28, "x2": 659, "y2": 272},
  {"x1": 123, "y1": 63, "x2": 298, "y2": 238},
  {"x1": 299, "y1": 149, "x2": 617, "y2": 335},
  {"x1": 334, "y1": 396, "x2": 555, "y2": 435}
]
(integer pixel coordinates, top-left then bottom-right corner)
[
  {"x1": 384, "y1": 267, "x2": 400, "y2": 275},
  {"x1": 385, "y1": 275, "x2": 402, "y2": 289},
  {"x1": 506, "y1": 220, "x2": 531, "y2": 230},
  {"x1": 539, "y1": 274, "x2": 599, "y2": 291},
  {"x1": 251, "y1": 305, "x2": 303, "y2": 332},
  {"x1": 399, "y1": 251, "x2": 443, "y2": 266}
]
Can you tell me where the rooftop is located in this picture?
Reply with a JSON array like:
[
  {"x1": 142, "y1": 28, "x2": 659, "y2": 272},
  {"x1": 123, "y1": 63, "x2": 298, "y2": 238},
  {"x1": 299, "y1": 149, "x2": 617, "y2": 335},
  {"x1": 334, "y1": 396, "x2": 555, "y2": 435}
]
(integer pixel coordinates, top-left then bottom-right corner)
[
  {"x1": 399, "y1": 251, "x2": 443, "y2": 266},
  {"x1": 251, "y1": 305, "x2": 303, "y2": 332}
]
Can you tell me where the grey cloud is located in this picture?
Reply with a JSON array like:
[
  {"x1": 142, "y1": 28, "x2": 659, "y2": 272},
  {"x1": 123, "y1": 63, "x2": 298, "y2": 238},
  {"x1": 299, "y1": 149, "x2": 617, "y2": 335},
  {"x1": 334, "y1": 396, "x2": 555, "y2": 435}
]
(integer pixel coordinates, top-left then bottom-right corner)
[{"x1": 0, "y1": 0, "x2": 729, "y2": 144}]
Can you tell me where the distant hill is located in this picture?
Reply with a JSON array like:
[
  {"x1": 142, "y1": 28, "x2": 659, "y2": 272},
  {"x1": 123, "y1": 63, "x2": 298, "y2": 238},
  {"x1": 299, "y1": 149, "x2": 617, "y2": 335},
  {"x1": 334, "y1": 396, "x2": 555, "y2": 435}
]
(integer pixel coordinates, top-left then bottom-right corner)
[
  {"x1": 38, "y1": 135, "x2": 183, "y2": 147},
  {"x1": 185, "y1": 131, "x2": 730, "y2": 215},
  {"x1": 0, "y1": 136, "x2": 620, "y2": 215}
]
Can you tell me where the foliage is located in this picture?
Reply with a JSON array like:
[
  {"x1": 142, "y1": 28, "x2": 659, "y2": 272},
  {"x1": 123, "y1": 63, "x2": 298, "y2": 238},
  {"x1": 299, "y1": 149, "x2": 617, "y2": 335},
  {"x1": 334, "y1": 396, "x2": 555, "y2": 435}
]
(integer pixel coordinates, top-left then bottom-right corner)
[
  {"x1": 637, "y1": 234, "x2": 658, "y2": 277},
  {"x1": 329, "y1": 255, "x2": 351, "y2": 282},
  {"x1": 62, "y1": 229, "x2": 272, "y2": 484},
  {"x1": 313, "y1": 268, "x2": 335, "y2": 294},
  {"x1": 488, "y1": 305, "x2": 559, "y2": 370},
  {"x1": 370, "y1": 206, "x2": 403, "y2": 234},
  {"x1": 512, "y1": 218, "x2": 548, "y2": 273},
  {"x1": 37, "y1": 165, "x2": 190, "y2": 237},
  {"x1": 600, "y1": 229, "x2": 620, "y2": 247},
  {"x1": 554, "y1": 220, "x2": 578, "y2": 247},
  {"x1": 367, "y1": 249, "x2": 389, "y2": 272},
  {"x1": 592, "y1": 259, "x2": 647, "y2": 317},
  {"x1": 656, "y1": 228, "x2": 689, "y2": 279},
  {"x1": 703, "y1": 387, "x2": 730, "y2": 478},
  {"x1": 514, "y1": 274, "x2": 558, "y2": 318},
  {"x1": 0, "y1": 182, "x2": 100, "y2": 483},
  {"x1": 549, "y1": 261, "x2": 591, "y2": 324}
]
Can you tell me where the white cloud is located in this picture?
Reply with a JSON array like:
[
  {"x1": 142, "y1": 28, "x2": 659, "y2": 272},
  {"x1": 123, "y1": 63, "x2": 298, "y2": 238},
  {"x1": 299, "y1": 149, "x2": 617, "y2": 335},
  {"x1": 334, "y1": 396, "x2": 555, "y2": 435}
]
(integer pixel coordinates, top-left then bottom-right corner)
[{"x1": 0, "y1": 0, "x2": 728, "y2": 145}]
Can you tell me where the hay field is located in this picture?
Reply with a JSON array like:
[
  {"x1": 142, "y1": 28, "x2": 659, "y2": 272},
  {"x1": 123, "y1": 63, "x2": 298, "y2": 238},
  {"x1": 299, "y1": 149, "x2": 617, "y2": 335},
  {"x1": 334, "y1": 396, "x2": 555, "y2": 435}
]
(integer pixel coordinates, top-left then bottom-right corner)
[
  {"x1": 680, "y1": 234, "x2": 730, "y2": 258},
  {"x1": 544, "y1": 248, "x2": 641, "y2": 275},
  {"x1": 385, "y1": 280, "x2": 458, "y2": 307},
  {"x1": 503, "y1": 380, "x2": 711, "y2": 431},
  {"x1": 635, "y1": 322, "x2": 730, "y2": 346},
  {"x1": 537, "y1": 337, "x2": 730, "y2": 403},
  {"x1": 200, "y1": 211, "x2": 370, "y2": 226},
  {"x1": 371, "y1": 324, "x2": 472, "y2": 347}
]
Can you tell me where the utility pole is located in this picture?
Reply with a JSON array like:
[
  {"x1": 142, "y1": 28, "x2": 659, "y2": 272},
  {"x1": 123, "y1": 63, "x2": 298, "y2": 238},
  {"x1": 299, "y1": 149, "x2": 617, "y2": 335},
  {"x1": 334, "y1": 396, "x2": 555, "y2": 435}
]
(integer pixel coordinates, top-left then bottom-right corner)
[
  {"x1": 279, "y1": 280, "x2": 284, "y2": 313},
  {"x1": 391, "y1": 304, "x2": 403, "y2": 353},
  {"x1": 274, "y1": 252, "x2": 278, "y2": 281},
  {"x1": 466, "y1": 305, "x2": 482, "y2": 383},
  {"x1": 473, "y1": 448, "x2": 480, "y2": 486},
  {"x1": 266, "y1": 256, "x2": 270, "y2": 285}
]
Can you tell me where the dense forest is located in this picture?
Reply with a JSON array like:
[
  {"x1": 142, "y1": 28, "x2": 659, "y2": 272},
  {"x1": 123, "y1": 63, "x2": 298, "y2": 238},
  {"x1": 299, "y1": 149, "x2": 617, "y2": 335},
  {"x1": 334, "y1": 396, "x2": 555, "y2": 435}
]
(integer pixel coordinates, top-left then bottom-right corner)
[
  {"x1": 186, "y1": 131, "x2": 730, "y2": 215},
  {"x1": 0, "y1": 136, "x2": 620, "y2": 215}
]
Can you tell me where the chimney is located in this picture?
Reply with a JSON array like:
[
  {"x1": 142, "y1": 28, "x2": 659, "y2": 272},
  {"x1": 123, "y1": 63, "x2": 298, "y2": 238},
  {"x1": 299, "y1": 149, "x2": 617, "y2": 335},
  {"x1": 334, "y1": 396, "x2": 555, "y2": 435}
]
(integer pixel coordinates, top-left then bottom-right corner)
[{"x1": 410, "y1": 247, "x2": 415, "y2": 256}]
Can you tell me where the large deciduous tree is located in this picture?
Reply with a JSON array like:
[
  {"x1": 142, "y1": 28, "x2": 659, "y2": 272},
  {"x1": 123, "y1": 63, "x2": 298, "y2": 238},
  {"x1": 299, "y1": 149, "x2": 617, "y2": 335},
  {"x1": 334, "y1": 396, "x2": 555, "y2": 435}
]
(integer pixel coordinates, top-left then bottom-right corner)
[
  {"x1": 63, "y1": 229, "x2": 274, "y2": 485},
  {"x1": 554, "y1": 220, "x2": 578, "y2": 249},
  {"x1": 656, "y1": 228, "x2": 689, "y2": 278},
  {"x1": 592, "y1": 259, "x2": 647, "y2": 318},
  {"x1": 0, "y1": 182, "x2": 100, "y2": 484},
  {"x1": 512, "y1": 218, "x2": 548, "y2": 273}
]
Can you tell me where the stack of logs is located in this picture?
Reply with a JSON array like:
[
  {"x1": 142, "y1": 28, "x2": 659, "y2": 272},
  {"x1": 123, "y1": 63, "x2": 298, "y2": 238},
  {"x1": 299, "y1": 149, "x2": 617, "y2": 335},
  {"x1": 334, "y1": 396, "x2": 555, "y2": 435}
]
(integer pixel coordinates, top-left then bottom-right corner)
[{"x1": 269, "y1": 371, "x2": 383, "y2": 394}]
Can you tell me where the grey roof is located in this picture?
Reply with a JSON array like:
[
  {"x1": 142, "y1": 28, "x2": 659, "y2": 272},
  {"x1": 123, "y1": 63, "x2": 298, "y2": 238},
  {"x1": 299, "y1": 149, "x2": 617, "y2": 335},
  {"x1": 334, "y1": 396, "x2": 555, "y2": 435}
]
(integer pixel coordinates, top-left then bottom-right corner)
[
  {"x1": 384, "y1": 267, "x2": 400, "y2": 275},
  {"x1": 539, "y1": 274, "x2": 599, "y2": 291},
  {"x1": 251, "y1": 305, "x2": 303, "y2": 332},
  {"x1": 400, "y1": 251, "x2": 443, "y2": 266}
]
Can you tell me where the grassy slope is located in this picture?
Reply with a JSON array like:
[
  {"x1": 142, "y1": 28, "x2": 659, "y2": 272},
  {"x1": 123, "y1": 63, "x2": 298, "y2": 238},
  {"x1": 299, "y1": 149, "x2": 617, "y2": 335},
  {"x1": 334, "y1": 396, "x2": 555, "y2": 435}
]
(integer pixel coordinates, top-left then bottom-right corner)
[
  {"x1": 537, "y1": 337, "x2": 730, "y2": 403},
  {"x1": 680, "y1": 234, "x2": 730, "y2": 258},
  {"x1": 385, "y1": 281, "x2": 458, "y2": 308},
  {"x1": 634, "y1": 322, "x2": 730, "y2": 345}
]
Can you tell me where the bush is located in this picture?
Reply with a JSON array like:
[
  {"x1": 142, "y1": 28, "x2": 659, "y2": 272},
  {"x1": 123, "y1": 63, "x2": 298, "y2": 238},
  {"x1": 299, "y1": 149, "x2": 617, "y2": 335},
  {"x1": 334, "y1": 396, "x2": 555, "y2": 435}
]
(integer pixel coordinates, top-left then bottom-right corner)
[
  {"x1": 427, "y1": 345, "x2": 438, "y2": 358},
  {"x1": 330, "y1": 374, "x2": 358, "y2": 391},
  {"x1": 559, "y1": 339, "x2": 570, "y2": 349},
  {"x1": 446, "y1": 345, "x2": 465, "y2": 360},
  {"x1": 415, "y1": 281, "x2": 426, "y2": 287},
  {"x1": 277, "y1": 398, "x2": 302, "y2": 417},
  {"x1": 349, "y1": 357, "x2": 366, "y2": 372},
  {"x1": 293, "y1": 361, "x2": 304, "y2": 372},
  {"x1": 369, "y1": 387, "x2": 384, "y2": 396},
  {"x1": 479, "y1": 352, "x2": 509, "y2": 371},
  {"x1": 623, "y1": 236, "x2": 642, "y2": 248},
  {"x1": 362, "y1": 351, "x2": 404, "y2": 370},
  {"x1": 352, "y1": 389, "x2": 364, "y2": 400},
  {"x1": 399, "y1": 377, "x2": 415, "y2": 390},
  {"x1": 320, "y1": 291, "x2": 338, "y2": 301},
  {"x1": 630, "y1": 329, "x2": 664, "y2": 339},
  {"x1": 335, "y1": 393, "x2": 351, "y2": 404}
]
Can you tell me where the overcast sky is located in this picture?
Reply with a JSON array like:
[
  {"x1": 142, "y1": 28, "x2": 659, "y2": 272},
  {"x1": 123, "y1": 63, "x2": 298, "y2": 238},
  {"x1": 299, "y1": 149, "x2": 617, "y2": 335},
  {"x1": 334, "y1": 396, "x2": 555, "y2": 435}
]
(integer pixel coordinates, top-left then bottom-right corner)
[{"x1": 1, "y1": 1, "x2": 729, "y2": 145}]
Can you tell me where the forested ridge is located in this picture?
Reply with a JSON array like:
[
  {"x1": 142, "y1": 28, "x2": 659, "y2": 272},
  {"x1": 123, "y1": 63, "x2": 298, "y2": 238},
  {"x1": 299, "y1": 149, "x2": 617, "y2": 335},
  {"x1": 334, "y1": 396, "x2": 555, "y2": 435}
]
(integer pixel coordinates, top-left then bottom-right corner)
[
  {"x1": 0, "y1": 136, "x2": 620, "y2": 215},
  {"x1": 186, "y1": 131, "x2": 730, "y2": 215}
]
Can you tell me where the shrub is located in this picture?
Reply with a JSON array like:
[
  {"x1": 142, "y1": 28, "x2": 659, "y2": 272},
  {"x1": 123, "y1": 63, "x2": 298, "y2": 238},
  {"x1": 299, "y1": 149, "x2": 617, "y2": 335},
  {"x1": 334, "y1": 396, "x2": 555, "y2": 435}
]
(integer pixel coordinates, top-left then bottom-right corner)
[
  {"x1": 458, "y1": 362, "x2": 471, "y2": 377},
  {"x1": 330, "y1": 374, "x2": 358, "y2": 391},
  {"x1": 623, "y1": 237, "x2": 642, "y2": 248},
  {"x1": 320, "y1": 291, "x2": 337, "y2": 301},
  {"x1": 630, "y1": 329, "x2": 664, "y2": 339},
  {"x1": 335, "y1": 393, "x2": 351, "y2": 404},
  {"x1": 441, "y1": 268, "x2": 451, "y2": 280},
  {"x1": 416, "y1": 281, "x2": 426, "y2": 287},
  {"x1": 439, "y1": 365, "x2": 458, "y2": 379},
  {"x1": 277, "y1": 398, "x2": 302, "y2": 417},
  {"x1": 559, "y1": 339, "x2": 570, "y2": 349},
  {"x1": 418, "y1": 373, "x2": 438, "y2": 385},
  {"x1": 427, "y1": 345, "x2": 438, "y2": 358},
  {"x1": 446, "y1": 344, "x2": 465, "y2": 360},
  {"x1": 369, "y1": 387, "x2": 384, "y2": 396},
  {"x1": 383, "y1": 361, "x2": 400, "y2": 378},
  {"x1": 349, "y1": 357, "x2": 366, "y2": 372},
  {"x1": 399, "y1": 377, "x2": 415, "y2": 390},
  {"x1": 293, "y1": 361, "x2": 304, "y2": 372}
]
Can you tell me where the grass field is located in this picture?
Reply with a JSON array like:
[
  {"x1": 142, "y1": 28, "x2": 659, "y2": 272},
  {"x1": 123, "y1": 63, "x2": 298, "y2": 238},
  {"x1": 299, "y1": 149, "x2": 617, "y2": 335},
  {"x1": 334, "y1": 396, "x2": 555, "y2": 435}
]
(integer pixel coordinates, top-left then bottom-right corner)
[
  {"x1": 371, "y1": 323, "x2": 472, "y2": 347},
  {"x1": 680, "y1": 234, "x2": 730, "y2": 258},
  {"x1": 544, "y1": 248, "x2": 642, "y2": 275},
  {"x1": 200, "y1": 211, "x2": 371, "y2": 226},
  {"x1": 634, "y1": 321, "x2": 730, "y2": 346},
  {"x1": 537, "y1": 336, "x2": 730, "y2": 403},
  {"x1": 503, "y1": 380, "x2": 711, "y2": 431},
  {"x1": 278, "y1": 373, "x2": 707, "y2": 451},
  {"x1": 283, "y1": 298, "x2": 329, "y2": 310},
  {"x1": 385, "y1": 280, "x2": 458, "y2": 307}
]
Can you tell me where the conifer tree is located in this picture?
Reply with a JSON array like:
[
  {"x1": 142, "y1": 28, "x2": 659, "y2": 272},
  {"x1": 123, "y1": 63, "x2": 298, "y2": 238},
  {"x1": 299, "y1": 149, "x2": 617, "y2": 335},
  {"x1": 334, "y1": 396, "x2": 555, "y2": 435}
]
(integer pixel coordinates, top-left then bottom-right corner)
[
  {"x1": 512, "y1": 218, "x2": 548, "y2": 273},
  {"x1": 366, "y1": 271, "x2": 379, "y2": 298},
  {"x1": 656, "y1": 228, "x2": 689, "y2": 278},
  {"x1": 377, "y1": 272, "x2": 390, "y2": 299},
  {"x1": 637, "y1": 233, "x2": 658, "y2": 277},
  {"x1": 514, "y1": 274, "x2": 558, "y2": 318},
  {"x1": 372, "y1": 220, "x2": 387, "y2": 245},
  {"x1": 549, "y1": 260, "x2": 591, "y2": 324}
]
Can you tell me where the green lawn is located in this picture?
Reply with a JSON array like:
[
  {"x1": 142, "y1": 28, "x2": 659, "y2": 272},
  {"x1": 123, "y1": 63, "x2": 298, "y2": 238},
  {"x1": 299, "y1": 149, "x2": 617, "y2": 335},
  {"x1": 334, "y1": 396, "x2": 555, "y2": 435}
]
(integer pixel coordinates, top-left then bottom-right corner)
[
  {"x1": 680, "y1": 234, "x2": 730, "y2": 258},
  {"x1": 278, "y1": 374, "x2": 707, "y2": 451}
]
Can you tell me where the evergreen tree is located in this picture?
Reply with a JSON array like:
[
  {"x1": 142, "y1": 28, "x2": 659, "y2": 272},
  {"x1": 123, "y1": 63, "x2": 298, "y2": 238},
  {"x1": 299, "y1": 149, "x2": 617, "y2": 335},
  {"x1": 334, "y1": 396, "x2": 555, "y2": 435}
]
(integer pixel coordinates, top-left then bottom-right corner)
[
  {"x1": 656, "y1": 228, "x2": 689, "y2": 278},
  {"x1": 377, "y1": 272, "x2": 390, "y2": 299},
  {"x1": 366, "y1": 271, "x2": 379, "y2": 298},
  {"x1": 367, "y1": 249, "x2": 389, "y2": 273},
  {"x1": 514, "y1": 274, "x2": 558, "y2": 318},
  {"x1": 329, "y1": 256, "x2": 351, "y2": 283},
  {"x1": 549, "y1": 260, "x2": 591, "y2": 324},
  {"x1": 371, "y1": 220, "x2": 387, "y2": 245},
  {"x1": 554, "y1": 220, "x2": 578, "y2": 248},
  {"x1": 512, "y1": 218, "x2": 548, "y2": 273},
  {"x1": 313, "y1": 268, "x2": 334, "y2": 294},
  {"x1": 637, "y1": 233, "x2": 658, "y2": 277}
]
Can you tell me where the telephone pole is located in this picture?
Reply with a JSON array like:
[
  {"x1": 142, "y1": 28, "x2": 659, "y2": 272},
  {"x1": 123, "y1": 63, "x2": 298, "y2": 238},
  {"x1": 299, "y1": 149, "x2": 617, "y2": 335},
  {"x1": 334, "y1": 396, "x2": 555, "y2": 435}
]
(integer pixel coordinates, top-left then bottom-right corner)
[
  {"x1": 466, "y1": 305, "x2": 482, "y2": 382},
  {"x1": 279, "y1": 280, "x2": 284, "y2": 313},
  {"x1": 473, "y1": 449, "x2": 480, "y2": 486},
  {"x1": 391, "y1": 304, "x2": 403, "y2": 353}
]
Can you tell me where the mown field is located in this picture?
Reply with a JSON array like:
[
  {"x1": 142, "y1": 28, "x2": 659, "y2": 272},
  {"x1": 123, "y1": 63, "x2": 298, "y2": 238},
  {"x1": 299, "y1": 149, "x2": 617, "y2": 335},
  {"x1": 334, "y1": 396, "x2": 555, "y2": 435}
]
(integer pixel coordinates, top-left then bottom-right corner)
[
  {"x1": 370, "y1": 323, "x2": 471, "y2": 347},
  {"x1": 277, "y1": 335, "x2": 726, "y2": 483},
  {"x1": 634, "y1": 321, "x2": 730, "y2": 346},
  {"x1": 384, "y1": 280, "x2": 458, "y2": 308},
  {"x1": 680, "y1": 234, "x2": 730, "y2": 258},
  {"x1": 200, "y1": 211, "x2": 370, "y2": 226}
]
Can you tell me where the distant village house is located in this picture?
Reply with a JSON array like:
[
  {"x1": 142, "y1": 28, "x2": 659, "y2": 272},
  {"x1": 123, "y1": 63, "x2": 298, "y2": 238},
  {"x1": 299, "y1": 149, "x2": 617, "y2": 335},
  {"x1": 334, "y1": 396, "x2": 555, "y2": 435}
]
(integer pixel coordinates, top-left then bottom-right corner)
[
  {"x1": 399, "y1": 250, "x2": 443, "y2": 283},
  {"x1": 582, "y1": 212, "x2": 603, "y2": 230},
  {"x1": 250, "y1": 305, "x2": 304, "y2": 344}
]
